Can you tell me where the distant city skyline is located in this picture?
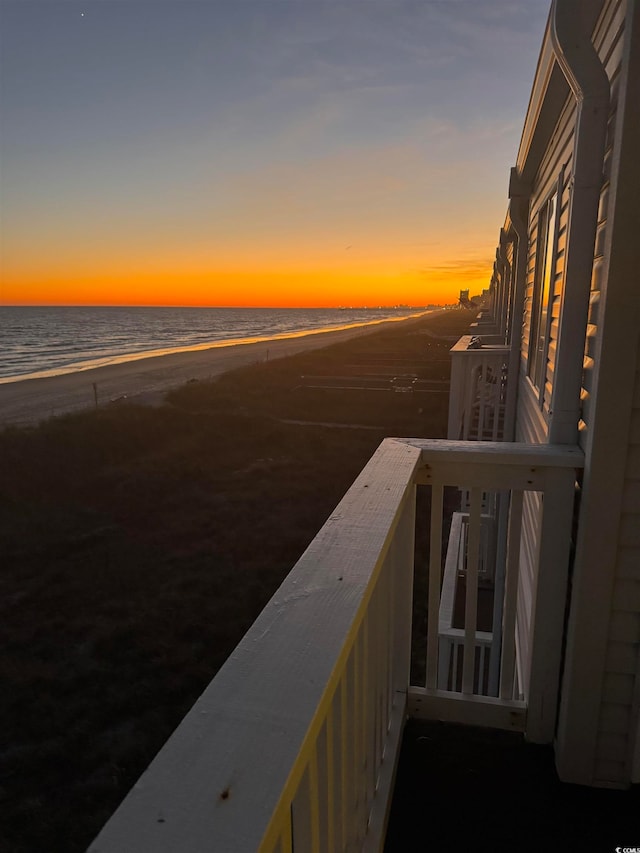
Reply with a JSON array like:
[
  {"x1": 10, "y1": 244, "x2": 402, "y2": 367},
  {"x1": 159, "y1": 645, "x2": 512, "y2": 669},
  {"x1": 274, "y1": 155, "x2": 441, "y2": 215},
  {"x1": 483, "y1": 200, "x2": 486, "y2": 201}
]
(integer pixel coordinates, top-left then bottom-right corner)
[{"x1": 0, "y1": 0, "x2": 550, "y2": 307}]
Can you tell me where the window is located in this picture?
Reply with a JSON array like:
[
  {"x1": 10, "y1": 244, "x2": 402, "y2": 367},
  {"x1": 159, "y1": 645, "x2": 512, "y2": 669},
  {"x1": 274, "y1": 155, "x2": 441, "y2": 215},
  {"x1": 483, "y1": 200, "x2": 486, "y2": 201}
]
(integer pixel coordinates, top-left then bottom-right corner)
[{"x1": 528, "y1": 190, "x2": 558, "y2": 398}]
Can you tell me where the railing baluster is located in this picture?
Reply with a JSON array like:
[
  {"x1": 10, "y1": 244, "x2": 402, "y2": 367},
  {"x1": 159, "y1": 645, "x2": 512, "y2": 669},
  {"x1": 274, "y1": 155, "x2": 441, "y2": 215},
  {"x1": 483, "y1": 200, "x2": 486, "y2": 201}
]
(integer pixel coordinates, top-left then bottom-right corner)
[
  {"x1": 500, "y1": 489, "x2": 523, "y2": 699},
  {"x1": 427, "y1": 484, "x2": 444, "y2": 689},
  {"x1": 360, "y1": 613, "x2": 371, "y2": 835},
  {"x1": 386, "y1": 546, "x2": 395, "y2": 723},
  {"x1": 488, "y1": 490, "x2": 510, "y2": 695},
  {"x1": 437, "y1": 637, "x2": 451, "y2": 690},
  {"x1": 342, "y1": 660, "x2": 354, "y2": 851},
  {"x1": 393, "y1": 488, "x2": 416, "y2": 696},
  {"x1": 492, "y1": 363, "x2": 500, "y2": 440},
  {"x1": 324, "y1": 707, "x2": 335, "y2": 853},
  {"x1": 278, "y1": 811, "x2": 293, "y2": 853},
  {"x1": 365, "y1": 596, "x2": 376, "y2": 810},
  {"x1": 308, "y1": 746, "x2": 321, "y2": 853},
  {"x1": 478, "y1": 644, "x2": 486, "y2": 695},
  {"x1": 478, "y1": 359, "x2": 487, "y2": 438},
  {"x1": 385, "y1": 548, "x2": 394, "y2": 726},
  {"x1": 377, "y1": 563, "x2": 388, "y2": 766},
  {"x1": 462, "y1": 487, "x2": 481, "y2": 694},
  {"x1": 352, "y1": 634, "x2": 363, "y2": 846},
  {"x1": 452, "y1": 640, "x2": 460, "y2": 691},
  {"x1": 291, "y1": 756, "x2": 319, "y2": 853},
  {"x1": 463, "y1": 365, "x2": 476, "y2": 440}
]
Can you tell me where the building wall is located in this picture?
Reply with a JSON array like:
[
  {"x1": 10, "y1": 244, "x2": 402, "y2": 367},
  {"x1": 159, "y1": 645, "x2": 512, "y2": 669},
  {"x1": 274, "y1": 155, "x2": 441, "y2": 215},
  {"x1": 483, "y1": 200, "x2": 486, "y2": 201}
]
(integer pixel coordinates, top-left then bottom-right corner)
[
  {"x1": 587, "y1": 0, "x2": 639, "y2": 786},
  {"x1": 537, "y1": 0, "x2": 639, "y2": 787},
  {"x1": 511, "y1": 0, "x2": 637, "y2": 758}
]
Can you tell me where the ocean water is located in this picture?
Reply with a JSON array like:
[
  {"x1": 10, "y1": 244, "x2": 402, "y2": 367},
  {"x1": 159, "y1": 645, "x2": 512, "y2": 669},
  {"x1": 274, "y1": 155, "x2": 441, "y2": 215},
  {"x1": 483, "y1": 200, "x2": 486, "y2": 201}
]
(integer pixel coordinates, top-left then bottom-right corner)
[{"x1": 0, "y1": 305, "x2": 427, "y2": 382}]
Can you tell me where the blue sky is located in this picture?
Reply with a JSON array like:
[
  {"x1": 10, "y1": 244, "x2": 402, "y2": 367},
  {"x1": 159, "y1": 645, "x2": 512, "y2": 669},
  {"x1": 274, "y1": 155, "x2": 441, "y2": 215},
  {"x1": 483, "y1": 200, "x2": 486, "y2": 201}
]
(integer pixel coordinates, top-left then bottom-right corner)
[{"x1": 0, "y1": 0, "x2": 550, "y2": 306}]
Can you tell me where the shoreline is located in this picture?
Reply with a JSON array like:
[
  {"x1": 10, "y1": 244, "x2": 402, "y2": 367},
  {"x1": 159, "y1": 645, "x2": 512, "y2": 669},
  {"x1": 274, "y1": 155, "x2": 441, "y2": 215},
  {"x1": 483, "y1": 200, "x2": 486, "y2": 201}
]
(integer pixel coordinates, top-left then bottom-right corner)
[
  {"x1": 0, "y1": 309, "x2": 431, "y2": 386},
  {"x1": 0, "y1": 309, "x2": 447, "y2": 427}
]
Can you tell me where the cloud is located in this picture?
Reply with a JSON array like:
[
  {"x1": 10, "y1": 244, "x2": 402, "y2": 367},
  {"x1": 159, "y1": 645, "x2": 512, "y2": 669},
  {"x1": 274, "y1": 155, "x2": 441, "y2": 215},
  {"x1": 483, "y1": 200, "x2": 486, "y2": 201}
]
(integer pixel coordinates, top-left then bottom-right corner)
[
  {"x1": 419, "y1": 257, "x2": 494, "y2": 273},
  {"x1": 417, "y1": 257, "x2": 495, "y2": 285}
]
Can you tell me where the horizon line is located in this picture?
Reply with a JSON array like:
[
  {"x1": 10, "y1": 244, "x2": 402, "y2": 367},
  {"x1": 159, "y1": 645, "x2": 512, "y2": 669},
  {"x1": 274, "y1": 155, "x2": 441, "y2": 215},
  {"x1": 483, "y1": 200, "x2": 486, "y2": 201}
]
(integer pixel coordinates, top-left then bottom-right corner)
[{"x1": 0, "y1": 302, "x2": 452, "y2": 310}]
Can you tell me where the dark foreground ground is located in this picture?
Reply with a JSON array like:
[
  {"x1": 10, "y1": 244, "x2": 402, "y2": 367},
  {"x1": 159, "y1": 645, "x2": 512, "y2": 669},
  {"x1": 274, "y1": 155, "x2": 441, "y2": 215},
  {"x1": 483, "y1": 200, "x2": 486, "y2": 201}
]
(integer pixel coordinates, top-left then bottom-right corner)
[
  {"x1": 386, "y1": 720, "x2": 639, "y2": 853},
  {"x1": 1, "y1": 309, "x2": 469, "y2": 853}
]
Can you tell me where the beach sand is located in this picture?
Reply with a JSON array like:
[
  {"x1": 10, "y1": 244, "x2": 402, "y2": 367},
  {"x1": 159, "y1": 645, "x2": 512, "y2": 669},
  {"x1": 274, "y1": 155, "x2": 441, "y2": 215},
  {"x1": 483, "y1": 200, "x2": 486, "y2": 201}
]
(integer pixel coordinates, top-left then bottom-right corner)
[{"x1": 0, "y1": 311, "x2": 445, "y2": 427}]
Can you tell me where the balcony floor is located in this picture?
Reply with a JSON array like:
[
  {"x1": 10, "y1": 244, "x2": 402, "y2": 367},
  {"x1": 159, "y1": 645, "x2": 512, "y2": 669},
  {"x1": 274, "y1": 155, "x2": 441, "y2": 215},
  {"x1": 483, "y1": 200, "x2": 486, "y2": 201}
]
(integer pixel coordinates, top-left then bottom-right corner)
[{"x1": 385, "y1": 719, "x2": 639, "y2": 852}]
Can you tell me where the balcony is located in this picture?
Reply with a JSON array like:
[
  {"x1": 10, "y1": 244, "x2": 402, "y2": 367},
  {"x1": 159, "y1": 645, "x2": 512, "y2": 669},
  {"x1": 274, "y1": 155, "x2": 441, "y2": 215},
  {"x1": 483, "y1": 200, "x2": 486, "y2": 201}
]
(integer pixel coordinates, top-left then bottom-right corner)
[
  {"x1": 448, "y1": 335, "x2": 510, "y2": 441},
  {"x1": 468, "y1": 311, "x2": 501, "y2": 337},
  {"x1": 89, "y1": 438, "x2": 582, "y2": 853}
]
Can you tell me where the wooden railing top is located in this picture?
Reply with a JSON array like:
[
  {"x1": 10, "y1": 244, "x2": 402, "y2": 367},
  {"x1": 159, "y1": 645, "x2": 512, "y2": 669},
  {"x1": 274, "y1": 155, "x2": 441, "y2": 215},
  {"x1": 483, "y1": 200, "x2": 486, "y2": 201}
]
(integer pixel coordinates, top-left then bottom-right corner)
[
  {"x1": 401, "y1": 439, "x2": 584, "y2": 470},
  {"x1": 450, "y1": 335, "x2": 510, "y2": 354}
]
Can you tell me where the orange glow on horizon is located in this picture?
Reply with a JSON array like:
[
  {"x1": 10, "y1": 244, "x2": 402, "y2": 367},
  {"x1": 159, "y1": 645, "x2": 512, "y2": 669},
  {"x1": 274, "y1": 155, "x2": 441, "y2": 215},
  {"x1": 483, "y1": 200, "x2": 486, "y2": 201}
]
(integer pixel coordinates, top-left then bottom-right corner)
[{"x1": 0, "y1": 260, "x2": 491, "y2": 308}]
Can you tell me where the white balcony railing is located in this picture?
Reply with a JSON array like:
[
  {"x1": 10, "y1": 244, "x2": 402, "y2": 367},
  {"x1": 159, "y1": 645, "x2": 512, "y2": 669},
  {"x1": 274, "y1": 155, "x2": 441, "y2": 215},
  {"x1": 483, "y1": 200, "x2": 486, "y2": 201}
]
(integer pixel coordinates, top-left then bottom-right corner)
[
  {"x1": 90, "y1": 439, "x2": 582, "y2": 853},
  {"x1": 469, "y1": 309, "x2": 501, "y2": 337},
  {"x1": 437, "y1": 510, "x2": 495, "y2": 696},
  {"x1": 448, "y1": 336, "x2": 510, "y2": 442}
]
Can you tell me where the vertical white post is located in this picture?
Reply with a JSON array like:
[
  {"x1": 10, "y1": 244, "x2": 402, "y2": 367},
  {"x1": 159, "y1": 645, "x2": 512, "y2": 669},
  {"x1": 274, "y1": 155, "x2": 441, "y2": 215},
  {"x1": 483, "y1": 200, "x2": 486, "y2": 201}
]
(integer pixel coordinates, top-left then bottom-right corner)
[
  {"x1": 478, "y1": 358, "x2": 487, "y2": 440},
  {"x1": 393, "y1": 486, "x2": 416, "y2": 694},
  {"x1": 448, "y1": 350, "x2": 465, "y2": 440},
  {"x1": 426, "y1": 485, "x2": 444, "y2": 689},
  {"x1": 526, "y1": 468, "x2": 576, "y2": 742},
  {"x1": 463, "y1": 365, "x2": 477, "y2": 440},
  {"x1": 462, "y1": 487, "x2": 482, "y2": 694},
  {"x1": 500, "y1": 490, "x2": 524, "y2": 700},
  {"x1": 489, "y1": 490, "x2": 511, "y2": 696}
]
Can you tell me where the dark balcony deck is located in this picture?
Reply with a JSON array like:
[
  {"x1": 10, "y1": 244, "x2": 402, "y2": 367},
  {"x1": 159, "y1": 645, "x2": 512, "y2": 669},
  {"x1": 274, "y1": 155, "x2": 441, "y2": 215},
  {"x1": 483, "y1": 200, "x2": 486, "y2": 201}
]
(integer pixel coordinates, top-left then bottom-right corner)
[{"x1": 385, "y1": 719, "x2": 639, "y2": 853}]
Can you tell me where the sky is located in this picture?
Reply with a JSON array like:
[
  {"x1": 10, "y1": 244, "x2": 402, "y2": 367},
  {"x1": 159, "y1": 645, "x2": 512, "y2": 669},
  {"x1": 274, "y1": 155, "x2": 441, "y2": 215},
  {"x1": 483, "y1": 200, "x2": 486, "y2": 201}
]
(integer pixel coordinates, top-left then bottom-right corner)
[{"x1": 0, "y1": 0, "x2": 550, "y2": 308}]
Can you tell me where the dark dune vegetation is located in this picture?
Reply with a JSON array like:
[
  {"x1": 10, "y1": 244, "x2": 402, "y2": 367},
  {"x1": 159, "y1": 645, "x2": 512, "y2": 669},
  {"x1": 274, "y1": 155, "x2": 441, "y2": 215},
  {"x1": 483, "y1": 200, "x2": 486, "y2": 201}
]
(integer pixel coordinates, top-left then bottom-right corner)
[{"x1": 0, "y1": 309, "x2": 472, "y2": 853}]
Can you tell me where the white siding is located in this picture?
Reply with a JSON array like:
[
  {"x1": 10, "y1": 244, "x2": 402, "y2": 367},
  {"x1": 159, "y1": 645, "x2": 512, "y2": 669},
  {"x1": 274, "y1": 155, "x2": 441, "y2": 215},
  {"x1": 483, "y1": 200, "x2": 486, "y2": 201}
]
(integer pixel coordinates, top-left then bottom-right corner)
[
  {"x1": 597, "y1": 361, "x2": 640, "y2": 785},
  {"x1": 515, "y1": 489, "x2": 542, "y2": 697},
  {"x1": 516, "y1": 0, "x2": 626, "y2": 446},
  {"x1": 582, "y1": 0, "x2": 636, "y2": 787},
  {"x1": 579, "y1": 0, "x2": 626, "y2": 445},
  {"x1": 520, "y1": 97, "x2": 575, "y2": 429},
  {"x1": 514, "y1": 48, "x2": 579, "y2": 697}
]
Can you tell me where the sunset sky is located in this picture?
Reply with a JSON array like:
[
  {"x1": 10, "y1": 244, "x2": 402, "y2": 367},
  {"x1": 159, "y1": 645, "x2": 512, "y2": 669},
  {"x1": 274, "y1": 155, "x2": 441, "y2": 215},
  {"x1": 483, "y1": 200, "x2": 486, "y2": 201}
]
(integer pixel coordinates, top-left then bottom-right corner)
[{"x1": 0, "y1": 1, "x2": 549, "y2": 308}]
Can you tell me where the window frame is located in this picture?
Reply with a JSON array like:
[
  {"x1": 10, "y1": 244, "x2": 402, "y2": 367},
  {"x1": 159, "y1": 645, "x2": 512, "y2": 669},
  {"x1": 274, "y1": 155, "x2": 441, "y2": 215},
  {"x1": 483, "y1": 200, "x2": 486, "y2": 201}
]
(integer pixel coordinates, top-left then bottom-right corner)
[{"x1": 527, "y1": 173, "x2": 562, "y2": 408}]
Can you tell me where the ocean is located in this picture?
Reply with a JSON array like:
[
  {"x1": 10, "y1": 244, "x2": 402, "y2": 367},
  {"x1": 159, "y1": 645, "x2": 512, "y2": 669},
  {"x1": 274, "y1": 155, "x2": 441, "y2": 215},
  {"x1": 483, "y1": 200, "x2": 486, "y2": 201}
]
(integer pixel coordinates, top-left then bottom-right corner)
[{"x1": 0, "y1": 305, "x2": 428, "y2": 383}]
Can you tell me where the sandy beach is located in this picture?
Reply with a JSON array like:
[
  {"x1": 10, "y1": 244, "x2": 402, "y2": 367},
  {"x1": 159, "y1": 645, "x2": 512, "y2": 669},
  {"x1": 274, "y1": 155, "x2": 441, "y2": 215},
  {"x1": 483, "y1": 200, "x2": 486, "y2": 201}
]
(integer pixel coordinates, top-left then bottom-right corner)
[{"x1": 0, "y1": 311, "x2": 444, "y2": 427}]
